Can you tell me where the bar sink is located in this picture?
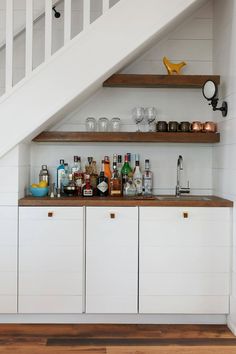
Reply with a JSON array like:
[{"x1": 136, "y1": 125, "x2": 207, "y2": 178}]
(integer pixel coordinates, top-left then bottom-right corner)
[{"x1": 156, "y1": 196, "x2": 211, "y2": 201}]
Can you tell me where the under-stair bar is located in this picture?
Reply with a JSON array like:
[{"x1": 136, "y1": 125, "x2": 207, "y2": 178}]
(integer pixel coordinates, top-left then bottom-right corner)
[{"x1": 3, "y1": 0, "x2": 117, "y2": 95}]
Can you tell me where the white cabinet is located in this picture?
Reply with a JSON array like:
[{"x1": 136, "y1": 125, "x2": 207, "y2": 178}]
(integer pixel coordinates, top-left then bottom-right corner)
[
  {"x1": 139, "y1": 207, "x2": 231, "y2": 314},
  {"x1": 19, "y1": 207, "x2": 84, "y2": 313},
  {"x1": 86, "y1": 207, "x2": 138, "y2": 313},
  {"x1": 0, "y1": 206, "x2": 17, "y2": 313}
]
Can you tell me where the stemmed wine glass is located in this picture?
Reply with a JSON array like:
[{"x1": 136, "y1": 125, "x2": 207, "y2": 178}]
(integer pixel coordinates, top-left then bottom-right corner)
[
  {"x1": 132, "y1": 107, "x2": 144, "y2": 132},
  {"x1": 144, "y1": 107, "x2": 157, "y2": 131}
]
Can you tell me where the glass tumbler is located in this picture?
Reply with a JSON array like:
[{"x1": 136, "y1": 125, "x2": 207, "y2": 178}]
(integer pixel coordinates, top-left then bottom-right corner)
[
  {"x1": 110, "y1": 117, "x2": 121, "y2": 132},
  {"x1": 98, "y1": 117, "x2": 109, "y2": 132},
  {"x1": 86, "y1": 117, "x2": 97, "y2": 132}
]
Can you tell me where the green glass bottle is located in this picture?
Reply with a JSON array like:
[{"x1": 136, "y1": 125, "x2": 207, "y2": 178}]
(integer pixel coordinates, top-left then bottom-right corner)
[{"x1": 121, "y1": 154, "x2": 132, "y2": 186}]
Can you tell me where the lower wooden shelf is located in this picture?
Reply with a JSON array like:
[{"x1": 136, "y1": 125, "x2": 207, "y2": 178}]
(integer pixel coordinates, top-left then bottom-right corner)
[{"x1": 33, "y1": 132, "x2": 220, "y2": 144}]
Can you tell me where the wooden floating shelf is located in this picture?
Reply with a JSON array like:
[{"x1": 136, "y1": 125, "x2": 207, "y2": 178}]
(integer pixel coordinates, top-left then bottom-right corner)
[
  {"x1": 33, "y1": 132, "x2": 220, "y2": 144},
  {"x1": 103, "y1": 74, "x2": 220, "y2": 88}
]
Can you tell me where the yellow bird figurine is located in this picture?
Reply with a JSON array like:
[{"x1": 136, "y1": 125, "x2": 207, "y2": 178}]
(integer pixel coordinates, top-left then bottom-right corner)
[{"x1": 163, "y1": 56, "x2": 187, "y2": 75}]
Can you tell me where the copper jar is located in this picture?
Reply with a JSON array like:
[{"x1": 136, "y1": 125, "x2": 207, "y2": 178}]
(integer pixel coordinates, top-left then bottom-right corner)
[
  {"x1": 203, "y1": 121, "x2": 217, "y2": 133},
  {"x1": 191, "y1": 121, "x2": 203, "y2": 132}
]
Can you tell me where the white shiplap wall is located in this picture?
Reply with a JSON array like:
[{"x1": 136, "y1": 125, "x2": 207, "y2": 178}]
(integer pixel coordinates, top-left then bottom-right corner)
[
  {"x1": 30, "y1": 0, "x2": 214, "y2": 196},
  {"x1": 212, "y1": 0, "x2": 236, "y2": 333}
]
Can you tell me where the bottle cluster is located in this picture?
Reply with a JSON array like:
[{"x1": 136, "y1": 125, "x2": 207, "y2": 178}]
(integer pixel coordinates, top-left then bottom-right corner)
[{"x1": 53, "y1": 154, "x2": 153, "y2": 197}]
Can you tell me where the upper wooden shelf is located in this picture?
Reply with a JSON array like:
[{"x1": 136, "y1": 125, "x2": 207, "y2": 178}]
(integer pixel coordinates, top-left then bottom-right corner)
[
  {"x1": 33, "y1": 132, "x2": 220, "y2": 144},
  {"x1": 103, "y1": 74, "x2": 220, "y2": 88}
]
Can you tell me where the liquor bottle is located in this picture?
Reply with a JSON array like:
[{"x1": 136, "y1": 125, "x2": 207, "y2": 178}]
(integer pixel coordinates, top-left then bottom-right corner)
[
  {"x1": 82, "y1": 174, "x2": 93, "y2": 197},
  {"x1": 104, "y1": 156, "x2": 112, "y2": 190},
  {"x1": 90, "y1": 160, "x2": 98, "y2": 195},
  {"x1": 73, "y1": 156, "x2": 84, "y2": 196},
  {"x1": 71, "y1": 156, "x2": 79, "y2": 175},
  {"x1": 110, "y1": 157, "x2": 122, "y2": 197},
  {"x1": 133, "y1": 154, "x2": 142, "y2": 195},
  {"x1": 121, "y1": 154, "x2": 132, "y2": 186},
  {"x1": 97, "y1": 162, "x2": 109, "y2": 197},
  {"x1": 123, "y1": 177, "x2": 136, "y2": 197},
  {"x1": 117, "y1": 155, "x2": 122, "y2": 172},
  {"x1": 57, "y1": 159, "x2": 65, "y2": 188},
  {"x1": 142, "y1": 159, "x2": 153, "y2": 195},
  {"x1": 39, "y1": 165, "x2": 50, "y2": 186},
  {"x1": 61, "y1": 162, "x2": 70, "y2": 191}
]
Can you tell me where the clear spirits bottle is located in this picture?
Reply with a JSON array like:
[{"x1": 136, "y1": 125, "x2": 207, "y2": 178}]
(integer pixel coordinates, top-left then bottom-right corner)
[
  {"x1": 142, "y1": 159, "x2": 153, "y2": 195},
  {"x1": 133, "y1": 154, "x2": 142, "y2": 195}
]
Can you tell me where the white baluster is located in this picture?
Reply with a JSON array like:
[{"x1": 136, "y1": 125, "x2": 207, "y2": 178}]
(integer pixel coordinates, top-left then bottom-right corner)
[
  {"x1": 45, "y1": 0, "x2": 52, "y2": 60},
  {"x1": 64, "y1": 0, "x2": 71, "y2": 44},
  {"x1": 103, "y1": 0, "x2": 110, "y2": 13},
  {"x1": 26, "y1": 0, "x2": 33, "y2": 77},
  {"x1": 83, "y1": 0, "x2": 90, "y2": 30},
  {"x1": 5, "y1": 0, "x2": 13, "y2": 92}
]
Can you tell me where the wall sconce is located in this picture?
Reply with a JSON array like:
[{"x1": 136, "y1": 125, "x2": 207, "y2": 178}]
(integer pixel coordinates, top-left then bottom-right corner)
[
  {"x1": 202, "y1": 80, "x2": 228, "y2": 117},
  {"x1": 52, "y1": 6, "x2": 61, "y2": 18}
]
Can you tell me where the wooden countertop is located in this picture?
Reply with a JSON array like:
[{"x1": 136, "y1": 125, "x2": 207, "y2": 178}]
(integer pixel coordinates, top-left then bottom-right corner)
[{"x1": 19, "y1": 195, "x2": 233, "y2": 207}]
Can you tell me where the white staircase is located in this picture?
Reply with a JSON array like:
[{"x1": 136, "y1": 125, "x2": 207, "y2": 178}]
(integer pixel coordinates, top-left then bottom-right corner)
[{"x1": 0, "y1": 0, "x2": 205, "y2": 158}]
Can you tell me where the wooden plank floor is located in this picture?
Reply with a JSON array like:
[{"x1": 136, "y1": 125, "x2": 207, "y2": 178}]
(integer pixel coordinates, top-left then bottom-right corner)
[{"x1": 0, "y1": 324, "x2": 235, "y2": 354}]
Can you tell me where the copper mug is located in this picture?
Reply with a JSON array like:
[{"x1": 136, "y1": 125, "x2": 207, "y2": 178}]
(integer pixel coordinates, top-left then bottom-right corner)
[
  {"x1": 191, "y1": 121, "x2": 203, "y2": 132},
  {"x1": 203, "y1": 121, "x2": 217, "y2": 133},
  {"x1": 179, "y1": 121, "x2": 191, "y2": 132}
]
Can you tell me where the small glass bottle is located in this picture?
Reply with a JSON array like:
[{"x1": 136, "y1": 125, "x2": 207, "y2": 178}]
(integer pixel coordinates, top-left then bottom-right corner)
[
  {"x1": 133, "y1": 154, "x2": 142, "y2": 195},
  {"x1": 123, "y1": 177, "x2": 137, "y2": 197},
  {"x1": 97, "y1": 163, "x2": 109, "y2": 197},
  {"x1": 110, "y1": 158, "x2": 122, "y2": 197},
  {"x1": 82, "y1": 174, "x2": 93, "y2": 197},
  {"x1": 39, "y1": 165, "x2": 50, "y2": 186},
  {"x1": 121, "y1": 154, "x2": 132, "y2": 186},
  {"x1": 73, "y1": 156, "x2": 83, "y2": 196},
  {"x1": 57, "y1": 159, "x2": 65, "y2": 189},
  {"x1": 142, "y1": 159, "x2": 153, "y2": 195}
]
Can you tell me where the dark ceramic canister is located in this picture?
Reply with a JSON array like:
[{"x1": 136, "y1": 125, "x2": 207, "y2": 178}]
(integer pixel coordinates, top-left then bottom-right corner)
[
  {"x1": 156, "y1": 121, "x2": 168, "y2": 132},
  {"x1": 179, "y1": 121, "x2": 191, "y2": 132},
  {"x1": 168, "y1": 121, "x2": 178, "y2": 132}
]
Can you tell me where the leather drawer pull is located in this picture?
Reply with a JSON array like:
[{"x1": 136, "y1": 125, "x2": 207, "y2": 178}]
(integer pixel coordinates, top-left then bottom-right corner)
[
  {"x1": 110, "y1": 213, "x2": 116, "y2": 219},
  {"x1": 183, "y1": 212, "x2": 189, "y2": 219},
  {"x1": 48, "y1": 211, "x2": 54, "y2": 218}
]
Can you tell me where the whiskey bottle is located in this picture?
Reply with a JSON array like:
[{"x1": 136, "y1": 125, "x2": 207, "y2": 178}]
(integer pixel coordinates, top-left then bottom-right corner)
[
  {"x1": 72, "y1": 156, "x2": 83, "y2": 196},
  {"x1": 142, "y1": 159, "x2": 153, "y2": 195},
  {"x1": 110, "y1": 158, "x2": 122, "y2": 197}
]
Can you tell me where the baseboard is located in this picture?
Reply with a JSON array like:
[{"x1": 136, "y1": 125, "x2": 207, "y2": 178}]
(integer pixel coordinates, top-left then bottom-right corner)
[
  {"x1": 0, "y1": 314, "x2": 227, "y2": 324},
  {"x1": 227, "y1": 317, "x2": 236, "y2": 336}
]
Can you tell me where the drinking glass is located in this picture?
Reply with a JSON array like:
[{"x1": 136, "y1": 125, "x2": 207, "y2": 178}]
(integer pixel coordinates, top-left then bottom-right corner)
[
  {"x1": 132, "y1": 107, "x2": 144, "y2": 132},
  {"x1": 86, "y1": 117, "x2": 97, "y2": 132},
  {"x1": 98, "y1": 117, "x2": 109, "y2": 132},
  {"x1": 144, "y1": 107, "x2": 157, "y2": 131},
  {"x1": 110, "y1": 117, "x2": 121, "y2": 132}
]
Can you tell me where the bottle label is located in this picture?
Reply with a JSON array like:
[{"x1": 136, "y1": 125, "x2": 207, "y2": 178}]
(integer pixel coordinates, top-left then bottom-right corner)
[
  {"x1": 134, "y1": 178, "x2": 142, "y2": 194},
  {"x1": 83, "y1": 189, "x2": 93, "y2": 197},
  {"x1": 97, "y1": 181, "x2": 108, "y2": 193},
  {"x1": 143, "y1": 178, "x2": 152, "y2": 194}
]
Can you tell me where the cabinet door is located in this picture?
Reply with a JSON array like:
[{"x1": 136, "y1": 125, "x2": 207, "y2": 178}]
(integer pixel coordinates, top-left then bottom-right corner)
[
  {"x1": 139, "y1": 207, "x2": 231, "y2": 314},
  {"x1": 19, "y1": 207, "x2": 84, "y2": 313},
  {"x1": 0, "y1": 206, "x2": 17, "y2": 313},
  {"x1": 86, "y1": 207, "x2": 138, "y2": 313}
]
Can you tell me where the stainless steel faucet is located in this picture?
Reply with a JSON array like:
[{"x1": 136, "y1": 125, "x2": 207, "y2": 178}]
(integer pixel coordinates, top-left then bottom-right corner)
[{"x1": 175, "y1": 155, "x2": 190, "y2": 197}]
